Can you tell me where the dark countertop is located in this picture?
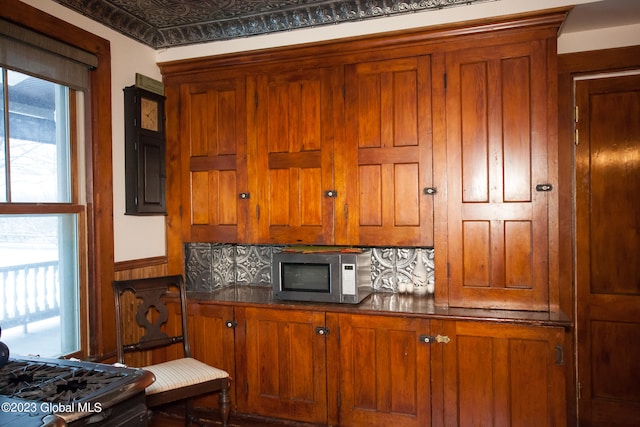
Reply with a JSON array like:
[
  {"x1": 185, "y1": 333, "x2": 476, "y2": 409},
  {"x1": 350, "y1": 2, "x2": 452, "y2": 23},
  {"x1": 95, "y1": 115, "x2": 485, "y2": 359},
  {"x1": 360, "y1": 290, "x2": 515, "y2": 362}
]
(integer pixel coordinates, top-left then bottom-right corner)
[{"x1": 188, "y1": 285, "x2": 572, "y2": 329}]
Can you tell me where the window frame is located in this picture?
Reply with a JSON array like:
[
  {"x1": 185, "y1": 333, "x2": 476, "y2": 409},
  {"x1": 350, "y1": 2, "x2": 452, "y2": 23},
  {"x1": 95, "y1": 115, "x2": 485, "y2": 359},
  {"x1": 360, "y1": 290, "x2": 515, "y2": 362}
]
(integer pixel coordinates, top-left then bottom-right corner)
[
  {"x1": 0, "y1": 80, "x2": 87, "y2": 357},
  {"x1": 1, "y1": 0, "x2": 115, "y2": 359}
]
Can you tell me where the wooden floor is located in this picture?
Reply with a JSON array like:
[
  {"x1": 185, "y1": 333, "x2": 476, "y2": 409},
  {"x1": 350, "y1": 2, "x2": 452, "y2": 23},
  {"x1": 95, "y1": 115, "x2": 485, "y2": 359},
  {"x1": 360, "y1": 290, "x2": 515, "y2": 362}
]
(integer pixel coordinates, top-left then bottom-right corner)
[{"x1": 149, "y1": 403, "x2": 323, "y2": 427}]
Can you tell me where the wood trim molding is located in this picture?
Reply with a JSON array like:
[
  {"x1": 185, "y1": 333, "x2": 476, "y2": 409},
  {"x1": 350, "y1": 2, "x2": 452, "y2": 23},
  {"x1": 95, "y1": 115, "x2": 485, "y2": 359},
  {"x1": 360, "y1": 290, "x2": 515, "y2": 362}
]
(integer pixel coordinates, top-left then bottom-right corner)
[
  {"x1": 559, "y1": 45, "x2": 640, "y2": 75},
  {"x1": 159, "y1": 8, "x2": 570, "y2": 78},
  {"x1": 115, "y1": 256, "x2": 169, "y2": 272}
]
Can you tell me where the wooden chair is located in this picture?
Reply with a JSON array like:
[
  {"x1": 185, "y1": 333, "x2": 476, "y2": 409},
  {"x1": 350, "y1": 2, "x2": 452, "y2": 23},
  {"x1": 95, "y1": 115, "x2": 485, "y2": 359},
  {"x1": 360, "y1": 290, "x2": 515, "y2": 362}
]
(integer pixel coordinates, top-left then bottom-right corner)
[{"x1": 112, "y1": 275, "x2": 230, "y2": 426}]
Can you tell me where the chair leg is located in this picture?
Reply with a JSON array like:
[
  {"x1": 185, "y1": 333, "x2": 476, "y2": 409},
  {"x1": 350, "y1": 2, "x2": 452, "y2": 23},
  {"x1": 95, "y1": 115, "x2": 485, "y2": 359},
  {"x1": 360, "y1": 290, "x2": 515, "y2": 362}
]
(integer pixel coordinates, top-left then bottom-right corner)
[
  {"x1": 219, "y1": 385, "x2": 231, "y2": 427},
  {"x1": 185, "y1": 398, "x2": 194, "y2": 427}
]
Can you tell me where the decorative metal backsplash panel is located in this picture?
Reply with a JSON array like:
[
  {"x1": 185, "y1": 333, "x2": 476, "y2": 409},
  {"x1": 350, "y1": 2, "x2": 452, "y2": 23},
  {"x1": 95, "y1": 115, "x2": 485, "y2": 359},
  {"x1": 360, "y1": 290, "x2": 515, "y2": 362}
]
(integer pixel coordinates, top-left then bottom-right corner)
[
  {"x1": 53, "y1": 0, "x2": 494, "y2": 48},
  {"x1": 370, "y1": 247, "x2": 434, "y2": 292},
  {"x1": 185, "y1": 243, "x2": 434, "y2": 293},
  {"x1": 235, "y1": 245, "x2": 276, "y2": 284}
]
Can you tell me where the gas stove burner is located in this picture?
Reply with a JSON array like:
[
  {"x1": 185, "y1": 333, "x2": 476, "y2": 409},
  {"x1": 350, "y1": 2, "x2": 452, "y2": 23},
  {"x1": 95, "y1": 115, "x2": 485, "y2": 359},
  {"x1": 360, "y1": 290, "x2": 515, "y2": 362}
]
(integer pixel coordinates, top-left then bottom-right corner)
[
  {"x1": 0, "y1": 356, "x2": 154, "y2": 426},
  {"x1": 57, "y1": 378, "x2": 88, "y2": 394},
  {"x1": 0, "y1": 359, "x2": 132, "y2": 402}
]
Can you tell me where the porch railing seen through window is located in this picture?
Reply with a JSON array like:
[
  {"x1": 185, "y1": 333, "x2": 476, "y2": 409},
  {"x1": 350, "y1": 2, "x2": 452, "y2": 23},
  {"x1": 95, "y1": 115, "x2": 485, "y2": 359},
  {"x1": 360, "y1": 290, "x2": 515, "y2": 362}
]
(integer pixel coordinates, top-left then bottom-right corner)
[{"x1": 0, "y1": 261, "x2": 60, "y2": 331}]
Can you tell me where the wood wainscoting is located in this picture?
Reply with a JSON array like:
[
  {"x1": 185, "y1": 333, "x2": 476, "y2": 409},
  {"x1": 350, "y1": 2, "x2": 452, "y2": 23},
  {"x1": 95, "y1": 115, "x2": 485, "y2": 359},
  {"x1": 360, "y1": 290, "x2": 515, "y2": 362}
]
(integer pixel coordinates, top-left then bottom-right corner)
[{"x1": 114, "y1": 256, "x2": 169, "y2": 280}]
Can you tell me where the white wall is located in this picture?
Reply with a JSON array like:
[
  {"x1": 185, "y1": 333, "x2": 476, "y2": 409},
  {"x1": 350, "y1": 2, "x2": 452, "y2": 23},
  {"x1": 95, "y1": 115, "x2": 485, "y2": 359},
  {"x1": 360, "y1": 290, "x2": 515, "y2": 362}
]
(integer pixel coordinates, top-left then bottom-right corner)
[
  {"x1": 19, "y1": 0, "x2": 640, "y2": 262},
  {"x1": 20, "y1": 0, "x2": 166, "y2": 262},
  {"x1": 558, "y1": 22, "x2": 640, "y2": 53}
]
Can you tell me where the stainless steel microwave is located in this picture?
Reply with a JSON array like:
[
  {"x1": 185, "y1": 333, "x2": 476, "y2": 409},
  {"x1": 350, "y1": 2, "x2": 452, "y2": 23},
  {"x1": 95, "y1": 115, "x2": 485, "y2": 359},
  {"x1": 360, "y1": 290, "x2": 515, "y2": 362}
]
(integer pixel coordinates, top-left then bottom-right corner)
[{"x1": 271, "y1": 250, "x2": 372, "y2": 304}]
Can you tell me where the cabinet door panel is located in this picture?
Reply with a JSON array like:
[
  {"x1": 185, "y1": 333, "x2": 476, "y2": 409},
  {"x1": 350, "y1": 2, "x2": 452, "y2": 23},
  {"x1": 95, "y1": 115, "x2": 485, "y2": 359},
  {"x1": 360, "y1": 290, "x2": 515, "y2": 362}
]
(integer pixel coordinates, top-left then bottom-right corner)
[
  {"x1": 433, "y1": 321, "x2": 566, "y2": 427},
  {"x1": 443, "y1": 41, "x2": 550, "y2": 310},
  {"x1": 253, "y1": 68, "x2": 337, "y2": 244},
  {"x1": 180, "y1": 79, "x2": 248, "y2": 242},
  {"x1": 236, "y1": 307, "x2": 327, "y2": 423},
  {"x1": 338, "y1": 314, "x2": 431, "y2": 427},
  {"x1": 342, "y1": 56, "x2": 434, "y2": 246},
  {"x1": 187, "y1": 303, "x2": 236, "y2": 409}
]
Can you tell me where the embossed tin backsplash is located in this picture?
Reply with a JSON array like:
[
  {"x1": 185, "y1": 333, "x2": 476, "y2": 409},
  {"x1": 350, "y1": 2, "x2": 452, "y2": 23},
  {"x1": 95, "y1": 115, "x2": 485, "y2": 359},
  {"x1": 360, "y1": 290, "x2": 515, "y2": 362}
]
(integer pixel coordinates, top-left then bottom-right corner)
[{"x1": 185, "y1": 244, "x2": 434, "y2": 293}]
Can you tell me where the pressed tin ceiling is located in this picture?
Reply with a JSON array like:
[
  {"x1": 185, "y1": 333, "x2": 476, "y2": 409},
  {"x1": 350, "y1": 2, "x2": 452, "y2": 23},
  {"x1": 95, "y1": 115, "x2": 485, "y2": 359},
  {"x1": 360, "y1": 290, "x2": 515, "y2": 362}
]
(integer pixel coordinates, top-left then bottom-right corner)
[{"x1": 52, "y1": 0, "x2": 494, "y2": 49}]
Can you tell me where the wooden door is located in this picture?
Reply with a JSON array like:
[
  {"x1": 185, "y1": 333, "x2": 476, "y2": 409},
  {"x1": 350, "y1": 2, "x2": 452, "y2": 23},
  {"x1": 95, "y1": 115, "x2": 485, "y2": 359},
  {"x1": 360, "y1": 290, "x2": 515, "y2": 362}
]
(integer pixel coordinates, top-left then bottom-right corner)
[
  {"x1": 341, "y1": 56, "x2": 434, "y2": 246},
  {"x1": 337, "y1": 313, "x2": 431, "y2": 427},
  {"x1": 432, "y1": 320, "x2": 566, "y2": 427},
  {"x1": 442, "y1": 40, "x2": 552, "y2": 310},
  {"x1": 251, "y1": 66, "x2": 339, "y2": 244},
  {"x1": 575, "y1": 73, "x2": 640, "y2": 426},
  {"x1": 235, "y1": 306, "x2": 328, "y2": 423},
  {"x1": 180, "y1": 78, "x2": 249, "y2": 242},
  {"x1": 187, "y1": 303, "x2": 236, "y2": 409}
]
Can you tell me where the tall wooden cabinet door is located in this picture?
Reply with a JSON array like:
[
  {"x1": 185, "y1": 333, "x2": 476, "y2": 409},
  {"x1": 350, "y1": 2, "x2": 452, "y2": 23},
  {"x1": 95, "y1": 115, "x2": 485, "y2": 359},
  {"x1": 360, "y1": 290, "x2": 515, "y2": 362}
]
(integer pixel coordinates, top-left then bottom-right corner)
[
  {"x1": 442, "y1": 40, "x2": 553, "y2": 310},
  {"x1": 187, "y1": 303, "x2": 237, "y2": 410},
  {"x1": 338, "y1": 313, "x2": 431, "y2": 427},
  {"x1": 251, "y1": 67, "x2": 339, "y2": 244},
  {"x1": 180, "y1": 78, "x2": 250, "y2": 243},
  {"x1": 341, "y1": 56, "x2": 434, "y2": 246},
  {"x1": 235, "y1": 307, "x2": 328, "y2": 423},
  {"x1": 433, "y1": 321, "x2": 566, "y2": 427}
]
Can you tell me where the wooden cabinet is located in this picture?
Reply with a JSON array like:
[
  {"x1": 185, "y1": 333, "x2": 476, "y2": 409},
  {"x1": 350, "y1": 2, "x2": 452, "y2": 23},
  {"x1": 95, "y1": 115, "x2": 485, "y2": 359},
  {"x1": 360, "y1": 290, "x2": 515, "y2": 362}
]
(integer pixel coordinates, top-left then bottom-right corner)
[
  {"x1": 333, "y1": 313, "x2": 431, "y2": 427},
  {"x1": 187, "y1": 302, "x2": 237, "y2": 409},
  {"x1": 179, "y1": 78, "x2": 250, "y2": 242},
  {"x1": 164, "y1": 13, "x2": 564, "y2": 261},
  {"x1": 173, "y1": 56, "x2": 437, "y2": 247},
  {"x1": 234, "y1": 306, "x2": 328, "y2": 423},
  {"x1": 250, "y1": 67, "x2": 340, "y2": 244},
  {"x1": 189, "y1": 302, "x2": 432, "y2": 425},
  {"x1": 430, "y1": 320, "x2": 566, "y2": 427},
  {"x1": 436, "y1": 38, "x2": 556, "y2": 311},
  {"x1": 159, "y1": 10, "x2": 571, "y2": 425},
  {"x1": 184, "y1": 297, "x2": 568, "y2": 426},
  {"x1": 341, "y1": 56, "x2": 434, "y2": 246}
]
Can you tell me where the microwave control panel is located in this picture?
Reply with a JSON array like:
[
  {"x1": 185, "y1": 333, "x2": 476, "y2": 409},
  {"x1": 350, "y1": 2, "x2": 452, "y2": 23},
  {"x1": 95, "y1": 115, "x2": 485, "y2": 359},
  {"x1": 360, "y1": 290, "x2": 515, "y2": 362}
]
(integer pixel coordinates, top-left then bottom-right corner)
[{"x1": 342, "y1": 264, "x2": 356, "y2": 296}]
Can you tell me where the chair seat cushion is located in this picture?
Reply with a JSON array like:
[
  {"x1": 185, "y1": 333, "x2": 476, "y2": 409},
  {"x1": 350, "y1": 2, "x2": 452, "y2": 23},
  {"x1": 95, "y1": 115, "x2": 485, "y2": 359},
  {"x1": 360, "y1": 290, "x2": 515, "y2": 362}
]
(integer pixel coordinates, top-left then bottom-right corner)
[{"x1": 143, "y1": 357, "x2": 229, "y2": 395}]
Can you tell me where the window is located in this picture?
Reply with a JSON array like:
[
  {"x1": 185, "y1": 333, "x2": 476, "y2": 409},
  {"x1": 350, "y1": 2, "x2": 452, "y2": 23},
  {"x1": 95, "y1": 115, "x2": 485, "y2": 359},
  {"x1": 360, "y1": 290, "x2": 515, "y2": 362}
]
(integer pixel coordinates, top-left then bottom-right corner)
[
  {"x1": 2, "y1": 4, "x2": 112, "y2": 361},
  {"x1": 0, "y1": 69, "x2": 84, "y2": 357}
]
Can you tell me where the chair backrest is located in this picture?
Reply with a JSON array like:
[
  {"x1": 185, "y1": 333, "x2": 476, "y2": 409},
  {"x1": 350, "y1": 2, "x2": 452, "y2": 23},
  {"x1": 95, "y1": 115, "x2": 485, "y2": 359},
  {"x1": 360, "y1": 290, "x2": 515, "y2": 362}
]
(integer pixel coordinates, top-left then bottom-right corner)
[{"x1": 112, "y1": 275, "x2": 192, "y2": 364}]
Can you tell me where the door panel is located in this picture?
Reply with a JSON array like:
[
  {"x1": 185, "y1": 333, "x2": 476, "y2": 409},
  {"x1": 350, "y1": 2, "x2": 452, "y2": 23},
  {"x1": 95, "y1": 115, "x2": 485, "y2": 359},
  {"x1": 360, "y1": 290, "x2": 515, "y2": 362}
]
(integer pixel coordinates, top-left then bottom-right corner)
[
  {"x1": 342, "y1": 56, "x2": 434, "y2": 246},
  {"x1": 444, "y1": 40, "x2": 550, "y2": 310},
  {"x1": 253, "y1": 67, "x2": 338, "y2": 244},
  {"x1": 188, "y1": 303, "x2": 236, "y2": 409},
  {"x1": 236, "y1": 307, "x2": 328, "y2": 423},
  {"x1": 434, "y1": 320, "x2": 566, "y2": 427},
  {"x1": 180, "y1": 79, "x2": 248, "y2": 242},
  {"x1": 338, "y1": 313, "x2": 431, "y2": 427},
  {"x1": 575, "y1": 73, "x2": 640, "y2": 426}
]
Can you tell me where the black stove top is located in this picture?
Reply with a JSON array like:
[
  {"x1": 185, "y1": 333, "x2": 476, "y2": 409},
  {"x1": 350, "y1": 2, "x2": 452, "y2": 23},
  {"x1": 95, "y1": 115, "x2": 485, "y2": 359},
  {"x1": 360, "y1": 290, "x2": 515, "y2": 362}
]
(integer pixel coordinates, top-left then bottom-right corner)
[{"x1": 0, "y1": 356, "x2": 154, "y2": 426}]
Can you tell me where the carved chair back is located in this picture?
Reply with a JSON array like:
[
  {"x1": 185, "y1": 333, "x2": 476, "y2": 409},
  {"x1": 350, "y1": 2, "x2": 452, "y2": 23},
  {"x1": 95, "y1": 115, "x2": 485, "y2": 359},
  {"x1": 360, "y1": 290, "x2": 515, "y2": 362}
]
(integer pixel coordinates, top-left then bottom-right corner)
[{"x1": 112, "y1": 275, "x2": 192, "y2": 364}]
